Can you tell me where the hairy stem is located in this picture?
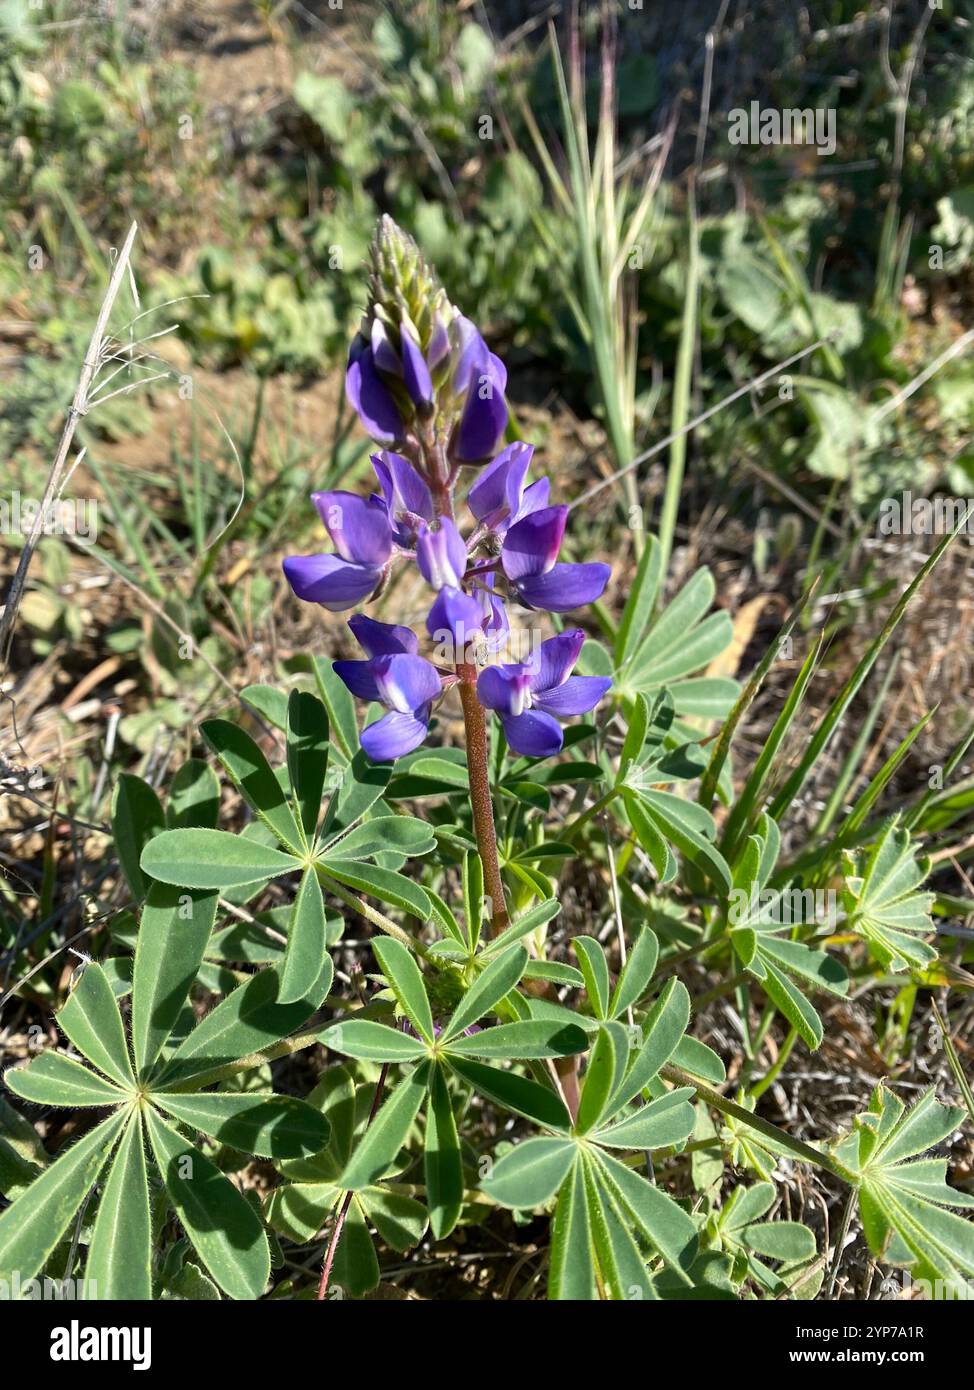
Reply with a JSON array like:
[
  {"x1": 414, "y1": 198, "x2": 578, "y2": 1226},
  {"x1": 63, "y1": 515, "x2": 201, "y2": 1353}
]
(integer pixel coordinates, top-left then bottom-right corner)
[
  {"x1": 317, "y1": 1062, "x2": 390, "y2": 1300},
  {"x1": 456, "y1": 662, "x2": 510, "y2": 938}
]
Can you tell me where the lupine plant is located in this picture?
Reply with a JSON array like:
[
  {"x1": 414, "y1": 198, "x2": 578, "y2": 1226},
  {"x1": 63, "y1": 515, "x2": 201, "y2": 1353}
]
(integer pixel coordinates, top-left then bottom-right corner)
[{"x1": 2, "y1": 219, "x2": 972, "y2": 1302}]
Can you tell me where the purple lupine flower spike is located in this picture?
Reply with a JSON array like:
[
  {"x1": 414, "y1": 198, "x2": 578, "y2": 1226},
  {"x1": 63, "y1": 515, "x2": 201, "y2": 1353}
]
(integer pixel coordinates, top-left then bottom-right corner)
[
  {"x1": 283, "y1": 491, "x2": 394, "y2": 611},
  {"x1": 426, "y1": 586, "x2": 485, "y2": 661},
  {"x1": 399, "y1": 321, "x2": 435, "y2": 414},
  {"x1": 333, "y1": 617, "x2": 441, "y2": 760},
  {"x1": 501, "y1": 506, "x2": 610, "y2": 613},
  {"x1": 477, "y1": 630, "x2": 611, "y2": 757}
]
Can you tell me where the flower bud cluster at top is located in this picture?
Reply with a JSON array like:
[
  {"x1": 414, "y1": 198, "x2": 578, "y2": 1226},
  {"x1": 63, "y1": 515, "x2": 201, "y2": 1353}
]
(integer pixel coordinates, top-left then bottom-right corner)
[{"x1": 283, "y1": 217, "x2": 612, "y2": 762}]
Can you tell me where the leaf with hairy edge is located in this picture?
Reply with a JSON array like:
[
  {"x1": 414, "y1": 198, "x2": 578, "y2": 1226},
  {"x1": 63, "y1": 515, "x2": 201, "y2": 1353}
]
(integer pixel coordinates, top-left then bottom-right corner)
[
  {"x1": 572, "y1": 937, "x2": 610, "y2": 1019},
  {"x1": 321, "y1": 750, "x2": 391, "y2": 839},
  {"x1": 325, "y1": 1020, "x2": 428, "y2": 1063},
  {"x1": 576, "y1": 1023, "x2": 629, "y2": 1134},
  {"x1": 132, "y1": 884, "x2": 219, "y2": 1078},
  {"x1": 166, "y1": 760, "x2": 220, "y2": 830},
  {"x1": 548, "y1": 1158, "x2": 596, "y2": 1300},
  {"x1": 480, "y1": 899, "x2": 561, "y2": 959},
  {"x1": 608, "y1": 927, "x2": 659, "y2": 1021},
  {"x1": 87, "y1": 1114, "x2": 151, "y2": 1300},
  {"x1": 608, "y1": 979, "x2": 691, "y2": 1117},
  {"x1": 0, "y1": 1110, "x2": 127, "y2": 1286},
  {"x1": 596, "y1": 1150, "x2": 697, "y2": 1283},
  {"x1": 141, "y1": 829, "x2": 300, "y2": 891},
  {"x1": 313, "y1": 656, "x2": 359, "y2": 760},
  {"x1": 58, "y1": 963, "x2": 134, "y2": 1088},
  {"x1": 5, "y1": 1052, "x2": 127, "y2": 1108},
  {"x1": 319, "y1": 860, "x2": 431, "y2": 920},
  {"x1": 341, "y1": 1063, "x2": 430, "y2": 1191},
  {"x1": 372, "y1": 938, "x2": 435, "y2": 1043},
  {"x1": 111, "y1": 773, "x2": 165, "y2": 899},
  {"x1": 145, "y1": 1108, "x2": 269, "y2": 1301},
  {"x1": 582, "y1": 1151, "x2": 656, "y2": 1301},
  {"x1": 201, "y1": 718, "x2": 304, "y2": 854},
  {"x1": 158, "y1": 960, "x2": 332, "y2": 1089},
  {"x1": 446, "y1": 1020, "x2": 588, "y2": 1060},
  {"x1": 593, "y1": 1088, "x2": 696, "y2": 1150},
  {"x1": 843, "y1": 822, "x2": 937, "y2": 973},
  {"x1": 322, "y1": 816, "x2": 436, "y2": 861},
  {"x1": 443, "y1": 947, "x2": 528, "y2": 1041},
  {"x1": 279, "y1": 867, "x2": 328, "y2": 1005},
  {"x1": 447, "y1": 1057, "x2": 572, "y2": 1132},
  {"x1": 286, "y1": 690, "x2": 330, "y2": 843},
  {"x1": 155, "y1": 1092, "x2": 330, "y2": 1160},
  {"x1": 482, "y1": 1137, "x2": 575, "y2": 1209},
  {"x1": 425, "y1": 1064, "x2": 463, "y2": 1239}
]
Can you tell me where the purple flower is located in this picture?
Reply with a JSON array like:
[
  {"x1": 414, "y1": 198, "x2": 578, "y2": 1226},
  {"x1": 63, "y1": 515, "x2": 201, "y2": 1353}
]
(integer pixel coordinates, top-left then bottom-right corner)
[
  {"x1": 283, "y1": 491, "x2": 394, "y2": 612},
  {"x1": 334, "y1": 616, "x2": 441, "y2": 760},
  {"x1": 468, "y1": 442, "x2": 550, "y2": 537},
  {"x1": 346, "y1": 335, "x2": 404, "y2": 444},
  {"x1": 500, "y1": 506, "x2": 611, "y2": 613},
  {"x1": 477, "y1": 630, "x2": 612, "y2": 757},
  {"x1": 372, "y1": 450, "x2": 434, "y2": 546},
  {"x1": 451, "y1": 316, "x2": 508, "y2": 462},
  {"x1": 416, "y1": 517, "x2": 468, "y2": 589},
  {"x1": 426, "y1": 586, "x2": 485, "y2": 661}
]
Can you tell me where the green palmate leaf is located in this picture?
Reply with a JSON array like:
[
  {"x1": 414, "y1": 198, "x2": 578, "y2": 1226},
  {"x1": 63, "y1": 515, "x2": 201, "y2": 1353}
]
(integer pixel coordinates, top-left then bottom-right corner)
[
  {"x1": 425, "y1": 1064, "x2": 463, "y2": 1239},
  {"x1": 634, "y1": 790, "x2": 732, "y2": 891},
  {"x1": 757, "y1": 959, "x2": 823, "y2": 1050},
  {"x1": 321, "y1": 749, "x2": 391, "y2": 839},
  {"x1": 608, "y1": 978, "x2": 690, "y2": 1116},
  {"x1": 582, "y1": 1152, "x2": 656, "y2": 1301},
  {"x1": 595, "y1": 1150, "x2": 698, "y2": 1283},
  {"x1": 241, "y1": 684, "x2": 289, "y2": 732},
  {"x1": 670, "y1": 1035, "x2": 726, "y2": 1085},
  {"x1": 372, "y1": 937, "x2": 435, "y2": 1043},
  {"x1": 5, "y1": 1051, "x2": 128, "y2": 1108},
  {"x1": 141, "y1": 828, "x2": 301, "y2": 891},
  {"x1": 166, "y1": 759, "x2": 220, "y2": 830},
  {"x1": 341, "y1": 1062, "x2": 430, "y2": 1191},
  {"x1": 0, "y1": 1109, "x2": 127, "y2": 1287},
  {"x1": 448, "y1": 1057, "x2": 572, "y2": 1132},
  {"x1": 443, "y1": 946, "x2": 529, "y2": 1041},
  {"x1": 593, "y1": 1087, "x2": 696, "y2": 1150},
  {"x1": 446, "y1": 1020, "x2": 588, "y2": 1060},
  {"x1": 483, "y1": 1137, "x2": 576, "y2": 1208},
  {"x1": 359, "y1": 1184, "x2": 427, "y2": 1252},
  {"x1": 58, "y1": 963, "x2": 134, "y2": 1088},
  {"x1": 132, "y1": 883, "x2": 219, "y2": 1078},
  {"x1": 322, "y1": 815, "x2": 436, "y2": 861},
  {"x1": 576, "y1": 1022, "x2": 629, "y2": 1134},
  {"x1": 158, "y1": 960, "x2": 333, "y2": 1089},
  {"x1": 743, "y1": 1221, "x2": 817, "y2": 1262},
  {"x1": 325, "y1": 1019, "x2": 429, "y2": 1063},
  {"x1": 155, "y1": 1092, "x2": 330, "y2": 1160},
  {"x1": 608, "y1": 926, "x2": 659, "y2": 1021},
  {"x1": 201, "y1": 718, "x2": 304, "y2": 854},
  {"x1": 548, "y1": 1157, "x2": 596, "y2": 1300},
  {"x1": 843, "y1": 821, "x2": 937, "y2": 972},
  {"x1": 834, "y1": 1087, "x2": 974, "y2": 1298},
  {"x1": 111, "y1": 773, "x2": 165, "y2": 899},
  {"x1": 313, "y1": 655, "x2": 359, "y2": 760},
  {"x1": 622, "y1": 790, "x2": 675, "y2": 883},
  {"x1": 319, "y1": 860, "x2": 431, "y2": 920},
  {"x1": 279, "y1": 866, "x2": 328, "y2": 1005},
  {"x1": 145, "y1": 1108, "x2": 269, "y2": 1301},
  {"x1": 286, "y1": 690, "x2": 330, "y2": 843},
  {"x1": 87, "y1": 1114, "x2": 151, "y2": 1300},
  {"x1": 572, "y1": 937, "x2": 610, "y2": 1019}
]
